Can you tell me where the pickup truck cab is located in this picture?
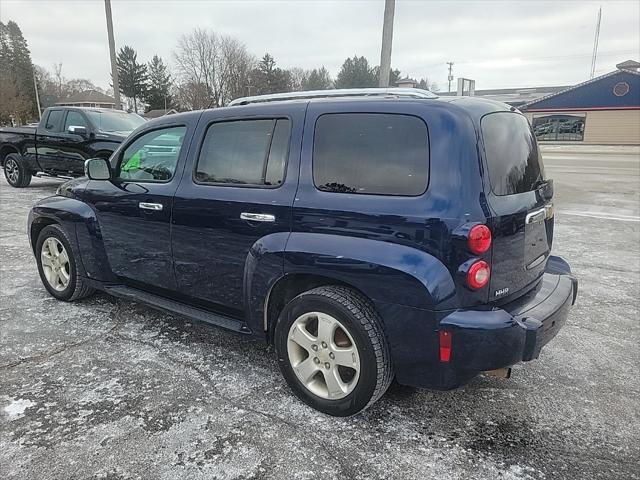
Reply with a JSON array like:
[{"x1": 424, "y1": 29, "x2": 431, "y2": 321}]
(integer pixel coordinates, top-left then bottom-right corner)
[
  {"x1": 28, "y1": 88, "x2": 577, "y2": 416},
  {"x1": 1, "y1": 106, "x2": 145, "y2": 187}
]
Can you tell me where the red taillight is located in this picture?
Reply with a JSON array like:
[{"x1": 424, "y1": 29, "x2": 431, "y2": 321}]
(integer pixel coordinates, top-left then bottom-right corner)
[
  {"x1": 467, "y1": 260, "x2": 490, "y2": 289},
  {"x1": 468, "y1": 224, "x2": 492, "y2": 254},
  {"x1": 439, "y1": 330, "x2": 452, "y2": 362}
]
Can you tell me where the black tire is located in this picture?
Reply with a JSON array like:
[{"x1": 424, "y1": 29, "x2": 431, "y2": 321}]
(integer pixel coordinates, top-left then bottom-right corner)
[
  {"x1": 275, "y1": 285, "x2": 393, "y2": 416},
  {"x1": 3, "y1": 153, "x2": 32, "y2": 187},
  {"x1": 35, "y1": 224, "x2": 94, "y2": 301}
]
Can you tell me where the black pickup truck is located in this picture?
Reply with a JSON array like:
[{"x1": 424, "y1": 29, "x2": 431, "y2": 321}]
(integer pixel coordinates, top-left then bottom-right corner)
[{"x1": 1, "y1": 106, "x2": 145, "y2": 187}]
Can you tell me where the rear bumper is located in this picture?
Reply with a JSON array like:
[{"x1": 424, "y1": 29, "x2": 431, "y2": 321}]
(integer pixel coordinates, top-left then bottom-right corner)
[{"x1": 384, "y1": 255, "x2": 577, "y2": 389}]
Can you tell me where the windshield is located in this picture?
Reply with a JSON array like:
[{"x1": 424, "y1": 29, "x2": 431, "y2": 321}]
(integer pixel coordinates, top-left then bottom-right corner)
[
  {"x1": 481, "y1": 112, "x2": 545, "y2": 196},
  {"x1": 86, "y1": 110, "x2": 146, "y2": 133}
]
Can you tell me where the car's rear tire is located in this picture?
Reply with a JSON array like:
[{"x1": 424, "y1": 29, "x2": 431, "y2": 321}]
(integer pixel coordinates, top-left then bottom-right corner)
[
  {"x1": 275, "y1": 285, "x2": 393, "y2": 416},
  {"x1": 35, "y1": 225, "x2": 94, "y2": 301},
  {"x1": 3, "y1": 153, "x2": 32, "y2": 188}
]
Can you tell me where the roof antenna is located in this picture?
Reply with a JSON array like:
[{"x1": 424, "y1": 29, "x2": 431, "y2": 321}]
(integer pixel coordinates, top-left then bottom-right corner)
[{"x1": 589, "y1": 6, "x2": 602, "y2": 79}]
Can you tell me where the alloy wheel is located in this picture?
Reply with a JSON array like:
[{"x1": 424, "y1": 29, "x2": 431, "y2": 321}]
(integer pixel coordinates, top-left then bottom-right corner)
[
  {"x1": 41, "y1": 237, "x2": 71, "y2": 291},
  {"x1": 287, "y1": 311, "x2": 361, "y2": 400},
  {"x1": 5, "y1": 158, "x2": 19, "y2": 184}
]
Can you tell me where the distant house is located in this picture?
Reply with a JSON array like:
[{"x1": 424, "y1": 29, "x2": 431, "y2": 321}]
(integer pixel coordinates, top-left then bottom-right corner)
[
  {"x1": 143, "y1": 108, "x2": 178, "y2": 119},
  {"x1": 396, "y1": 77, "x2": 418, "y2": 89},
  {"x1": 524, "y1": 60, "x2": 640, "y2": 144},
  {"x1": 55, "y1": 90, "x2": 116, "y2": 109}
]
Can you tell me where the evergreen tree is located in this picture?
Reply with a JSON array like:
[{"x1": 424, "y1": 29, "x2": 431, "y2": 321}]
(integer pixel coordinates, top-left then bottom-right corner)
[
  {"x1": 250, "y1": 53, "x2": 291, "y2": 95},
  {"x1": 116, "y1": 45, "x2": 148, "y2": 112},
  {"x1": 335, "y1": 56, "x2": 377, "y2": 89},
  {"x1": 145, "y1": 55, "x2": 172, "y2": 110},
  {"x1": 303, "y1": 67, "x2": 333, "y2": 90},
  {"x1": 0, "y1": 20, "x2": 37, "y2": 124}
]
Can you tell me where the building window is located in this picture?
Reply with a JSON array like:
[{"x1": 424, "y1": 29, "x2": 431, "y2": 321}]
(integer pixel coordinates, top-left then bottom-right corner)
[{"x1": 532, "y1": 114, "x2": 586, "y2": 142}]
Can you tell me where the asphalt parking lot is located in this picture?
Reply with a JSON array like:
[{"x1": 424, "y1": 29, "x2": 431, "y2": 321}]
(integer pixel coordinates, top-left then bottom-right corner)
[{"x1": 1, "y1": 149, "x2": 638, "y2": 480}]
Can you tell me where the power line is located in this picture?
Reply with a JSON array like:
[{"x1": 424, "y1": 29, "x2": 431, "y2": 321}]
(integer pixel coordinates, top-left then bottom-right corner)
[{"x1": 590, "y1": 6, "x2": 602, "y2": 78}]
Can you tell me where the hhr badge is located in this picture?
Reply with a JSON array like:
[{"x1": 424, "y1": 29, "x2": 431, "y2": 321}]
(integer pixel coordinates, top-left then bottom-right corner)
[{"x1": 495, "y1": 287, "x2": 510, "y2": 297}]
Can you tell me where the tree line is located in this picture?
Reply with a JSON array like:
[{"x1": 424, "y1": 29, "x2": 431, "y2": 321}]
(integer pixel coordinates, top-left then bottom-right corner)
[{"x1": 1, "y1": 20, "x2": 439, "y2": 123}]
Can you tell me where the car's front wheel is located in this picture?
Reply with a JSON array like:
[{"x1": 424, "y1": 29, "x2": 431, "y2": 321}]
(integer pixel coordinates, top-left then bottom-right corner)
[
  {"x1": 35, "y1": 225, "x2": 94, "y2": 301},
  {"x1": 3, "y1": 153, "x2": 32, "y2": 188},
  {"x1": 275, "y1": 285, "x2": 393, "y2": 416}
]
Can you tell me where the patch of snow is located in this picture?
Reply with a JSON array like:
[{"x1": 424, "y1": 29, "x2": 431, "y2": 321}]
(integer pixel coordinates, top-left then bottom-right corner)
[{"x1": 4, "y1": 398, "x2": 35, "y2": 418}]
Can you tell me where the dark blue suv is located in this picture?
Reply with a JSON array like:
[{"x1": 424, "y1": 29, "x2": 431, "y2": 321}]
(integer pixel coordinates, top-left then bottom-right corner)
[{"x1": 28, "y1": 88, "x2": 577, "y2": 416}]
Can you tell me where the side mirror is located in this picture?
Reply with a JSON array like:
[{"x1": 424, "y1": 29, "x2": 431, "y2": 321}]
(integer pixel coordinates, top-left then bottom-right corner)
[
  {"x1": 85, "y1": 158, "x2": 111, "y2": 180},
  {"x1": 68, "y1": 125, "x2": 87, "y2": 135}
]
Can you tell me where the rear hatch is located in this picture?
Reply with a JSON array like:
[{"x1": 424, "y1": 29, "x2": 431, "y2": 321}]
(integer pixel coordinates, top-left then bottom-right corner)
[{"x1": 481, "y1": 111, "x2": 553, "y2": 303}]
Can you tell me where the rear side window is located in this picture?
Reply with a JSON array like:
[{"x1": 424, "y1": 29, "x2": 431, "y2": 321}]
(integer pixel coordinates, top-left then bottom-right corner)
[
  {"x1": 45, "y1": 110, "x2": 64, "y2": 132},
  {"x1": 196, "y1": 119, "x2": 290, "y2": 187},
  {"x1": 481, "y1": 112, "x2": 545, "y2": 196},
  {"x1": 313, "y1": 113, "x2": 429, "y2": 195}
]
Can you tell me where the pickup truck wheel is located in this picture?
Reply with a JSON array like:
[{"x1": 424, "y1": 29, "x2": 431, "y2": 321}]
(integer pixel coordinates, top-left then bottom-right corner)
[
  {"x1": 35, "y1": 225, "x2": 94, "y2": 301},
  {"x1": 3, "y1": 153, "x2": 32, "y2": 188},
  {"x1": 275, "y1": 285, "x2": 393, "y2": 416}
]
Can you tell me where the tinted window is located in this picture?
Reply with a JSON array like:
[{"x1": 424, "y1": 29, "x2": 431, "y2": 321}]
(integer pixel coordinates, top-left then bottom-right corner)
[
  {"x1": 482, "y1": 112, "x2": 545, "y2": 196},
  {"x1": 45, "y1": 110, "x2": 64, "y2": 131},
  {"x1": 196, "y1": 119, "x2": 290, "y2": 186},
  {"x1": 313, "y1": 113, "x2": 429, "y2": 195},
  {"x1": 117, "y1": 126, "x2": 186, "y2": 182},
  {"x1": 64, "y1": 111, "x2": 88, "y2": 131}
]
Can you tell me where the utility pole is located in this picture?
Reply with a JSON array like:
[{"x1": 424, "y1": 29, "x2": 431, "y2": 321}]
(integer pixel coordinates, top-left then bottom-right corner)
[
  {"x1": 33, "y1": 68, "x2": 42, "y2": 120},
  {"x1": 590, "y1": 6, "x2": 602, "y2": 79},
  {"x1": 104, "y1": 0, "x2": 121, "y2": 110},
  {"x1": 378, "y1": 0, "x2": 395, "y2": 87},
  {"x1": 447, "y1": 62, "x2": 454, "y2": 93}
]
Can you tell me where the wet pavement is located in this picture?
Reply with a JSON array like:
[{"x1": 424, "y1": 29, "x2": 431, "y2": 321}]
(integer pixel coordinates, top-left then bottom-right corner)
[{"x1": 1, "y1": 150, "x2": 639, "y2": 479}]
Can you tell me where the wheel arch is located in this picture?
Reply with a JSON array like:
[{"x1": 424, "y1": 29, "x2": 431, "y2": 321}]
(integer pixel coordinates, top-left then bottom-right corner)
[
  {"x1": 252, "y1": 232, "x2": 459, "y2": 342},
  {"x1": 29, "y1": 216, "x2": 60, "y2": 254},
  {"x1": 0, "y1": 144, "x2": 19, "y2": 166},
  {"x1": 263, "y1": 273, "x2": 368, "y2": 343}
]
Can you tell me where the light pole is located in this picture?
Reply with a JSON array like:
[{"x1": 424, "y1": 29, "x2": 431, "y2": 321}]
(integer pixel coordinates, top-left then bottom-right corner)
[
  {"x1": 104, "y1": 0, "x2": 121, "y2": 110},
  {"x1": 378, "y1": 0, "x2": 395, "y2": 87}
]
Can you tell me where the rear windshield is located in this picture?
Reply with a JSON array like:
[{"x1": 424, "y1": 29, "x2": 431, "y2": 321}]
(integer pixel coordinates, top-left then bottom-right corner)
[{"x1": 481, "y1": 112, "x2": 545, "y2": 196}]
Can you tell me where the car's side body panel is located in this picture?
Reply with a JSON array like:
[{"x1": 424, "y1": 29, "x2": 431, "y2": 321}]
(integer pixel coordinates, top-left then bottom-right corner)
[{"x1": 170, "y1": 103, "x2": 306, "y2": 318}]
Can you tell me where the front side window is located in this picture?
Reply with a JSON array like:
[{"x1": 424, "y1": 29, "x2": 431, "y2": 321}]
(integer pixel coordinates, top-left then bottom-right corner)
[
  {"x1": 64, "y1": 111, "x2": 88, "y2": 131},
  {"x1": 482, "y1": 112, "x2": 545, "y2": 196},
  {"x1": 313, "y1": 113, "x2": 429, "y2": 195},
  {"x1": 117, "y1": 126, "x2": 186, "y2": 182},
  {"x1": 196, "y1": 119, "x2": 290, "y2": 187}
]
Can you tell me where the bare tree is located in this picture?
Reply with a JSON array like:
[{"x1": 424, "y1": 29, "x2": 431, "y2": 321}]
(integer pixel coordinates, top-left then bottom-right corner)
[
  {"x1": 288, "y1": 67, "x2": 309, "y2": 92},
  {"x1": 53, "y1": 62, "x2": 63, "y2": 96},
  {"x1": 173, "y1": 28, "x2": 254, "y2": 109}
]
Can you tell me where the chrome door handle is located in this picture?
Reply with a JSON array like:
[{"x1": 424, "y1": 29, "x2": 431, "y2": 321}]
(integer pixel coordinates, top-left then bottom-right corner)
[
  {"x1": 240, "y1": 212, "x2": 275, "y2": 222},
  {"x1": 525, "y1": 207, "x2": 546, "y2": 224},
  {"x1": 139, "y1": 202, "x2": 163, "y2": 211}
]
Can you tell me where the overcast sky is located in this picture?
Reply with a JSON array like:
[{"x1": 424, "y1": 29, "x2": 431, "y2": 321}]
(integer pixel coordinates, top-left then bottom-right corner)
[{"x1": 1, "y1": 0, "x2": 639, "y2": 92}]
